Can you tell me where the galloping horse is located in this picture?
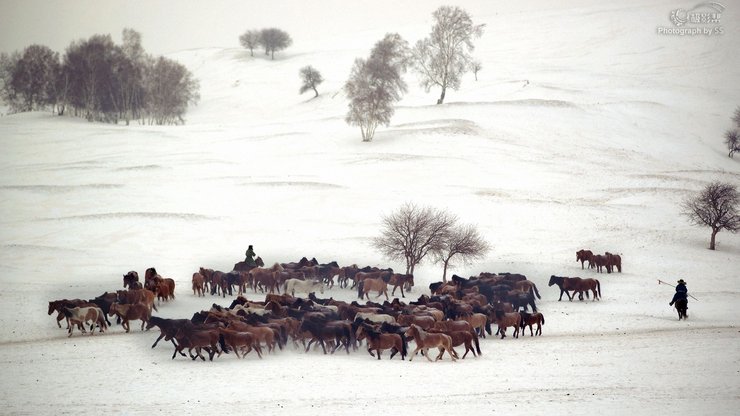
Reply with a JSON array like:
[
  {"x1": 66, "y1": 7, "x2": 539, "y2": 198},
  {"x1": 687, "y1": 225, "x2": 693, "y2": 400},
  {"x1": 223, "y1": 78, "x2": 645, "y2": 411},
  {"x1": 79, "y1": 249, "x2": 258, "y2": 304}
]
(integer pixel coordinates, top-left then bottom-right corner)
[
  {"x1": 357, "y1": 278, "x2": 389, "y2": 300},
  {"x1": 355, "y1": 324, "x2": 407, "y2": 360},
  {"x1": 404, "y1": 324, "x2": 458, "y2": 362},
  {"x1": 145, "y1": 316, "x2": 190, "y2": 352},
  {"x1": 576, "y1": 250, "x2": 593, "y2": 269}
]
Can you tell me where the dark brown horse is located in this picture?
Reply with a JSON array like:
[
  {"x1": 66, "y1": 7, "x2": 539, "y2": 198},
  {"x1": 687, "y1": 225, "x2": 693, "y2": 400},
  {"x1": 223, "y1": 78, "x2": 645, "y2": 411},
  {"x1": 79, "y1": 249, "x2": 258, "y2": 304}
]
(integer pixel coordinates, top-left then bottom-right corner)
[
  {"x1": 218, "y1": 327, "x2": 263, "y2": 359},
  {"x1": 145, "y1": 316, "x2": 189, "y2": 352},
  {"x1": 519, "y1": 311, "x2": 544, "y2": 336},
  {"x1": 674, "y1": 299, "x2": 688, "y2": 320},
  {"x1": 232, "y1": 256, "x2": 265, "y2": 272},
  {"x1": 355, "y1": 324, "x2": 407, "y2": 360},
  {"x1": 605, "y1": 252, "x2": 622, "y2": 273},
  {"x1": 173, "y1": 322, "x2": 224, "y2": 361},
  {"x1": 123, "y1": 271, "x2": 142, "y2": 289},
  {"x1": 576, "y1": 249, "x2": 593, "y2": 269},
  {"x1": 548, "y1": 275, "x2": 581, "y2": 301}
]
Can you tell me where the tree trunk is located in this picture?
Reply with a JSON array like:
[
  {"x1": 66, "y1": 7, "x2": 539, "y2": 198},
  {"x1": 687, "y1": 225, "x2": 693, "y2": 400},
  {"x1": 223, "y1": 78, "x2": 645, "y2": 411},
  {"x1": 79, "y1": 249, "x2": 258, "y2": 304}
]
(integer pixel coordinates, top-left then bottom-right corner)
[
  {"x1": 437, "y1": 87, "x2": 446, "y2": 105},
  {"x1": 442, "y1": 259, "x2": 450, "y2": 283},
  {"x1": 312, "y1": 87, "x2": 318, "y2": 98},
  {"x1": 710, "y1": 228, "x2": 719, "y2": 250}
]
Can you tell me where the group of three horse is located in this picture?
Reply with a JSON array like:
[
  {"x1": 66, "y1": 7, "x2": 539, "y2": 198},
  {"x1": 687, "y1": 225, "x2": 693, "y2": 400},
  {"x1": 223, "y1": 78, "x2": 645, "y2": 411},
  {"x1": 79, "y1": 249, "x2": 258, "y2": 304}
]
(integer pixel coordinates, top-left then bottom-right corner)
[{"x1": 576, "y1": 249, "x2": 622, "y2": 274}]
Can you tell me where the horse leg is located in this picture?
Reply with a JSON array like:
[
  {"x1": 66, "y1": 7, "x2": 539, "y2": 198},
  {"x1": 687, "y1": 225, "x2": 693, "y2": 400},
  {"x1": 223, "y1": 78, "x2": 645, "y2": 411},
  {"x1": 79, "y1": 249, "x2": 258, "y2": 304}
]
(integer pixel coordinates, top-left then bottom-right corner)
[
  {"x1": 377, "y1": 348, "x2": 382, "y2": 360},
  {"x1": 152, "y1": 333, "x2": 165, "y2": 348},
  {"x1": 366, "y1": 346, "x2": 375, "y2": 357},
  {"x1": 409, "y1": 347, "x2": 421, "y2": 361},
  {"x1": 448, "y1": 347, "x2": 458, "y2": 362},
  {"x1": 424, "y1": 348, "x2": 435, "y2": 362}
]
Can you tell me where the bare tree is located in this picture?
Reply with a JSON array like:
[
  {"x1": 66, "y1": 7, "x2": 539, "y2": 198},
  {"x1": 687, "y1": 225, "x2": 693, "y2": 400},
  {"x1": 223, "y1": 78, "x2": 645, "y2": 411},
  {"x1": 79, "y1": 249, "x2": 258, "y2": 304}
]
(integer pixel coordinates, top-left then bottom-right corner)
[
  {"x1": 412, "y1": 6, "x2": 484, "y2": 104},
  {"x1": 435, "y1": 224, "x2": 490, "y2": 282},
  {"x1": 259, "y1": 28, "x2": 292, "y2": 60},
  {"x1": 725, "y1": 106, "x2": 740, "y2": 158},
  {"x1": 344, "y1": 33, "x2": 409, "y2": 141},
  {"x1": 373, "y1": 203, "x2": 456, "y2": 276},
  {"x1": 470, "y1": 60, "x2": 482, "y2": 81},
  {"x1": 299, "y1": 65, "x2": 323, "y2": 98},
  {"x1": 682, "y1": 181, "x2": 740, "y2": 250},
  {"x1": 239, "y1": 30, "x2": 261, "y2": 57}
]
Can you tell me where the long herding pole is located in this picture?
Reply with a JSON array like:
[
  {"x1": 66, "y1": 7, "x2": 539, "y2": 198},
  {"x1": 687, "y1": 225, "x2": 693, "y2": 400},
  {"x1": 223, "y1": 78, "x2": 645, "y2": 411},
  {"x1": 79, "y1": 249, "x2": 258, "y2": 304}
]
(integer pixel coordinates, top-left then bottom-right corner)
[{"x1": 658, "y1": 279, "x2": 699, "y2": 301}]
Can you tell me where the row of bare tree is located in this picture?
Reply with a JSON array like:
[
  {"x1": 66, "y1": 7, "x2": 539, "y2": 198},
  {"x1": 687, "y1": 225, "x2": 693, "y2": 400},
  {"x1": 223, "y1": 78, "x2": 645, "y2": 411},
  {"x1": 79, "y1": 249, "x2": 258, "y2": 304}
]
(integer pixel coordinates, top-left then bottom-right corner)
[{"x1": 0, "y1": 29, "x2": 199, "y2": 125}]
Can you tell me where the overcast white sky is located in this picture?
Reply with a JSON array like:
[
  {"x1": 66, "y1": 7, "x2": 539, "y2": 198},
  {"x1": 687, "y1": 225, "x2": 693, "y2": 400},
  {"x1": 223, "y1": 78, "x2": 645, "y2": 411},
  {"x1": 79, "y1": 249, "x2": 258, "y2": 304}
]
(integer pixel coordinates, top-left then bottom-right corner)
[{"x1": 0, "y1": 0, "x2": 490, "y2": 56}]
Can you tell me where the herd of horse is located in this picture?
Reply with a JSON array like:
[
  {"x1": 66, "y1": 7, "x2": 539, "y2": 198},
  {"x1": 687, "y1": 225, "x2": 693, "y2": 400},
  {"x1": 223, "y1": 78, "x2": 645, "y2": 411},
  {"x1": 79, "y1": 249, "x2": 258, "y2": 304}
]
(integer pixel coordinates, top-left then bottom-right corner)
[
  {"x1": 51, "y1": 250, "x2": 687, "y2": 363},
  {"x1": 576, "y1": 249, "x2": 622, "y2": 274}
]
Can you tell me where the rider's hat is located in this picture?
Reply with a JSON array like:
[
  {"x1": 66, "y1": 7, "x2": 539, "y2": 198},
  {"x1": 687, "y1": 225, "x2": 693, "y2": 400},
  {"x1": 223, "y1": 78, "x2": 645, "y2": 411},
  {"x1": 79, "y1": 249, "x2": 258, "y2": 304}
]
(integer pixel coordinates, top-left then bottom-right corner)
[{"x1": 677, "y1": 279, "x2": 686, "y2": 284}]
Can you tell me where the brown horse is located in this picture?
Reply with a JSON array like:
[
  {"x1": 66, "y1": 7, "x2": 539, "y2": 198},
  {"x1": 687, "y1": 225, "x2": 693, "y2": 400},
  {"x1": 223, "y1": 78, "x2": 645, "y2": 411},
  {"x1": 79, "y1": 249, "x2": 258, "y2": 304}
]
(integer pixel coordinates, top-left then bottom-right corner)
[
  {"x1": 605, "y1": 252, "x2": 622, "y2": 273},
  {"x1": 249, "y1": 263, "x2": 283, "y2": 294},
  {"x1": 396, "y1": 314, "x2": 436, "y2": 330},
  {"x1": 548, "y1": 275, "x2": 582, "y2": 301},
  {"x1": 388, "y1": 273, "x2": 414, "y2": 298},
  {"x1": 218, "y1": 327, "x2": 263, "y2": 359},
  {"x1": 357, "y1": 278, "x2": 389, "y2": 300},
  {"x1": 576, "y1": 249, "x2": 593, "y2": 269},
  {"x1": 492, "y1": 309, "x2": 521, "y2": 339},
  {"x1": 460, "y1": 313, "x2": 489, "y2": 338},
  {"x1": 576, "y1": 278, "x2": 601, "y2": 301},
  {"x1": 404, "y1": 324, "x2": 458, "y2": 362},
  {"x1": 519, "y1": 311, "x2": 545, "y2": 336},
  {"x1": 123, "y1": 271, "x2": 141, "y2": 289},
  {"x1": 108, "y1": 302, "x2": 151, "y2": 332},
  {"x1": 591, "y1": 255, "x2": 607, "y2": 273},
  {"x1": 427, "y1": 329, "x2": 481, "y2": 358},
  {"x1": 355, "y1": 324, "x2": 407, "y2": 360},
  {"x1": 173, "y1": 323, "x2": 223, "y2": 361},
  {"x1": 192, "y1": 273, "x2": 205, "y2": 297},
  {"x1": 145, "y1": 316, "x2": 190, "y2": 352},
  {"x1": 48, "y1": 299, "x2": 88, "y2": 329}
]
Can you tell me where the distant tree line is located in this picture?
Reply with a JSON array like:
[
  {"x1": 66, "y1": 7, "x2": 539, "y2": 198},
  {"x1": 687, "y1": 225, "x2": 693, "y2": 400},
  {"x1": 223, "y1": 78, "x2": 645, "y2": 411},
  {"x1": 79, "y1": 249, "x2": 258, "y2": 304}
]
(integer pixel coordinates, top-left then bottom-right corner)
[{"x1": 0, "y1": 29, "x2": 199, "y2": 125}]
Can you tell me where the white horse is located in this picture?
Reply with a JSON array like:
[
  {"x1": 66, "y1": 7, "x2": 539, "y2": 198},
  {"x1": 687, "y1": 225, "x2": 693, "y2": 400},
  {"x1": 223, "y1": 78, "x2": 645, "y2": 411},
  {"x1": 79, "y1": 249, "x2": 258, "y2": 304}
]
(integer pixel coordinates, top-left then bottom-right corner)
[
  {"x1": 354, "y1": 312, "x2": 396, "y2": 324},
  {"x1": 284, "y1": 278, "x2": 324, "y2": 296}
]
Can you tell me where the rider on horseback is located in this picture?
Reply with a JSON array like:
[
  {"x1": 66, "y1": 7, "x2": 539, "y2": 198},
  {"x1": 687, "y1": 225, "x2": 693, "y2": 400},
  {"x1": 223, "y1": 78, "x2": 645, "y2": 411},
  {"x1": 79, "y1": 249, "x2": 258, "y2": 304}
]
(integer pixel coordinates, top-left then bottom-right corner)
[
  {"x1": 244, "y1": 245, "x2": 257, "y2": 267},
  {"x1": 669, "y1": 279, "x2": 688, "y2": 307}
]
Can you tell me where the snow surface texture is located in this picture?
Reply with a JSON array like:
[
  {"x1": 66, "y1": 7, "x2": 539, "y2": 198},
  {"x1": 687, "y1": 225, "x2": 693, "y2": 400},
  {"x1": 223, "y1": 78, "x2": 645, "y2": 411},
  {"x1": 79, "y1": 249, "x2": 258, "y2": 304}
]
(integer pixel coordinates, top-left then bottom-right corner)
[{"x1": 0, "y1": 1, "x2": 739, "y2": 415}]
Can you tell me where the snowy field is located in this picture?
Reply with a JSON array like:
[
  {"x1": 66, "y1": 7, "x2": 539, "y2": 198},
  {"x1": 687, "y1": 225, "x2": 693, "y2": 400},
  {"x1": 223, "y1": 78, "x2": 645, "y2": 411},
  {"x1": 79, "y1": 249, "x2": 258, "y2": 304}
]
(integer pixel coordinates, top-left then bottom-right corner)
[{"x1": 0, "y1": 1, "x2": 739, "y2": 415}]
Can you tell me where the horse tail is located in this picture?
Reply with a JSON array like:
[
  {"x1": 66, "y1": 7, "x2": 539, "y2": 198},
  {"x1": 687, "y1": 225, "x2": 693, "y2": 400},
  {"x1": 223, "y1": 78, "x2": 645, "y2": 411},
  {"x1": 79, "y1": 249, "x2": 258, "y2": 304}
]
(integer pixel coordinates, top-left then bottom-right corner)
[
  {"x1": 596, "y1": 280, "x2": 601, "y2": 299},
  {"x1": 473, "y1": 331, "x2": 482, "y2": 355},
  {"x1": 357, "y1": 281, "x2": 364, "y2": 299},
  {"x1": 532, "y1": 283, "x2": 541, "y2": 299},
  {"x1": 540, "y1": 314, "x2": 545, "y2": 326},
  {"x1": 400, "y1": 333, "x2": 408, "y2": 357},
  {"x1": 151, "y1": 302, "x2": 158, "y2": 312},
  {"x1": 218, "y1": 333, "x2": 230, "y2": 354}
]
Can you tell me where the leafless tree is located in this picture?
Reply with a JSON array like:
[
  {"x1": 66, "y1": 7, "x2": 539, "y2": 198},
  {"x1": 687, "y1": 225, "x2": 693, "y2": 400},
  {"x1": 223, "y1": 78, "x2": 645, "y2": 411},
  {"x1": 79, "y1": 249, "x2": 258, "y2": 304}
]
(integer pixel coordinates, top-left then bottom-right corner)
[
  {"x1": 373, "y1": 203, "x2": 457, "y2": 276},
  {"x1": 299, "y1": 65, "x2": 323, "y2": 98},
  {"x1": 435, "y1": 224, "x2": 490, "y2": 282},
  {"x1": 239, "y1": 30, "x2": 261, "y2": 57},
  {"x1": 470, "y1": 60, "x2": 482, "y2": 81},
  {"x1": 344, "y1": 33, "x2": 409, "y2": 141},
  {"x1": 682, "y1": 181, "x2": 740, "y2": 250},
  {"x1": 411, "y1": 6, "x2": 484, "y2": 104}
]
